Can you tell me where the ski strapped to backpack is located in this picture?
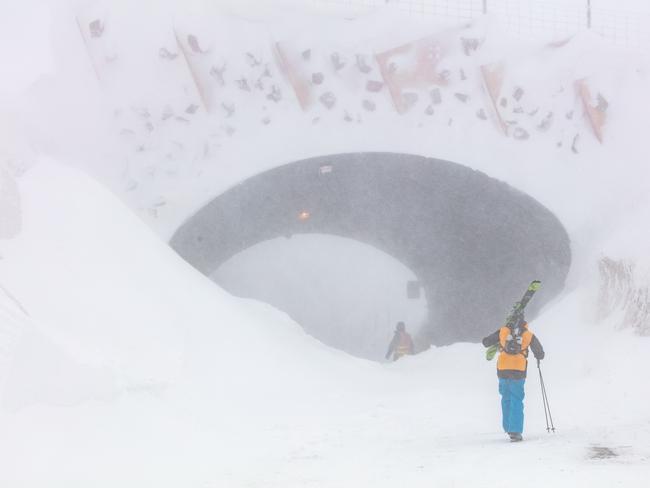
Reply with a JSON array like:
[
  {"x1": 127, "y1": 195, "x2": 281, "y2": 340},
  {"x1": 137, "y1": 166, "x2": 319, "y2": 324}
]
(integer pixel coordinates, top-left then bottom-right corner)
[{"x1": 485, "y1": 280, "x2": 541, "y2": 361}]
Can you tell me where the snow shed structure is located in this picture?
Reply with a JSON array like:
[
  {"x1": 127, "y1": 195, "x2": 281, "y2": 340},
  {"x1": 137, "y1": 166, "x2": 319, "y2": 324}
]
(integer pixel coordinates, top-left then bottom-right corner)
[{"x1": 170, "y1": 153, "x2": 571, "y2": 345}]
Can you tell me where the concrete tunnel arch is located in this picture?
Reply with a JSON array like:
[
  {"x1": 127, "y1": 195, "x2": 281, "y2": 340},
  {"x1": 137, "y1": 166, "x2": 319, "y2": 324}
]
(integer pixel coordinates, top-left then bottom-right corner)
[{"x1": 170, "y1": 153, "x2": 571, "y2": 346}]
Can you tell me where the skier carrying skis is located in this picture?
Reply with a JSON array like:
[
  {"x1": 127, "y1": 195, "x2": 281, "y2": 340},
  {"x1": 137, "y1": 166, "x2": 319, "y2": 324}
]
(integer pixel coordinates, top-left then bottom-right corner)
[
  {"x1": 385, "y1": 321, "x2": 414, "y2": 361},
  {"x1": 482, "y1": 311, "x2": 544, "y2": 442}
]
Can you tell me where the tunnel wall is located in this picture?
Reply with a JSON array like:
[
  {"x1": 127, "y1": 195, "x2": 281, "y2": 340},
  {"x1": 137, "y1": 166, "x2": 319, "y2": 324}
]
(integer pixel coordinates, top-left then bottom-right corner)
[{"x1": 171, "y1": 153, "x2": 571, "y2": 345}]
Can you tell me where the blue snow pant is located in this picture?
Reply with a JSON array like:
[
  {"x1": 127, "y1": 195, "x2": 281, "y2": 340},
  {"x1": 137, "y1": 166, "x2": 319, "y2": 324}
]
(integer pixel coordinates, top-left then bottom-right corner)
[{"x1": 498, "y1": 378, "x2": 525, "y2": 434}]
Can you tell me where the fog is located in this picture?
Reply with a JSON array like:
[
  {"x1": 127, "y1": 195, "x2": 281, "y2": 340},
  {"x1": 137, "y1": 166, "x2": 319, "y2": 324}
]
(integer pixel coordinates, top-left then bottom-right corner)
[
  {"x1": 1, "y1": 1, "x2": 650, "y2": 486},
  {"x1": 170, "y1": 153, "x2": 571, "y2": 347},
  {"x1": 213, "y1": 233, "x2": 427, "y2": 361}
]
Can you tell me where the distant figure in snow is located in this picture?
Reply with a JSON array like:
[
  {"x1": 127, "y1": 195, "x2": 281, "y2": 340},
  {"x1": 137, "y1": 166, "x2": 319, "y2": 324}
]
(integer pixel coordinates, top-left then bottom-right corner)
[
  {"x1": 385, "y1": 321, "x2": 414, "y2": 361},
  {"x1": 482, "y1": 312, "x2": 544, "y2": 442}
]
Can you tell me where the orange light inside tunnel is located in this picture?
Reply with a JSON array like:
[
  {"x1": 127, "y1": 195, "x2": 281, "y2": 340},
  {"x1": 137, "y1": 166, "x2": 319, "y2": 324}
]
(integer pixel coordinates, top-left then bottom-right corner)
[{"x1": 298, "y1": 211, "x2": 310, "y2": 221}]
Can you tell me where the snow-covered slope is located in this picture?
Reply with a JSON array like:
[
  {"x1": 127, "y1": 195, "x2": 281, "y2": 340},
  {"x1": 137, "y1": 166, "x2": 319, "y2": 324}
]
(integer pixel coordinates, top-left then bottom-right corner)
[
  {"x1": 1, "y1": 161, "x2": 649, "y2": 486},
  {"x1": 1, "y1": 1, "x2": 650, "y2": 486},
  {"x1": 21, "y1": 3, "x2": 650, "y2": 265}
]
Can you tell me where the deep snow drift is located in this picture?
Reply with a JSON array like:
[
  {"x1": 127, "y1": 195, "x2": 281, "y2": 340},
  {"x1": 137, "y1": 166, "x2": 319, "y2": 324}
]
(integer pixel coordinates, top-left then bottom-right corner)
[
  {"x1": 1, "y1": 1, "x2": 650, "y2": 486},
  {"x1": 1, "y1": 160, "x2": 649, "y2": 486}
]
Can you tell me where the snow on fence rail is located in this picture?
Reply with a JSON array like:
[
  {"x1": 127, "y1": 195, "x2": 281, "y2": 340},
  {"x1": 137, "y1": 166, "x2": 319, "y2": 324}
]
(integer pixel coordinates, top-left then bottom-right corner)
[{"x1": 316, "y1": 0, "x2": 650, "y2": 50}]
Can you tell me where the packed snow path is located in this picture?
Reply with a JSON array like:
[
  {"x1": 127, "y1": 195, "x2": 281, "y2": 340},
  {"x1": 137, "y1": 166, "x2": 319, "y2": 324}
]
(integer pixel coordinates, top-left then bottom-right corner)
[{"x1": 0, "y1": 163, "x2": 648, "y2": 487}]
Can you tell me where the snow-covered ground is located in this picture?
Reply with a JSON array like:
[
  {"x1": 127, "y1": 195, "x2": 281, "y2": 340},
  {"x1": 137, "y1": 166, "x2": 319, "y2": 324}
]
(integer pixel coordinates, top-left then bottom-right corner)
[
  {"x1": 1, "y1": 1, "x2": 650, "y2": 486},
  {"x1": 1, "y1": 161, "x2": 649, "y2": 487}
]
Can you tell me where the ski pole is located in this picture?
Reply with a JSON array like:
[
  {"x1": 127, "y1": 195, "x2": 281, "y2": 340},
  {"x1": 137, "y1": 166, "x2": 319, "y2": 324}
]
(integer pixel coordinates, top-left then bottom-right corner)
[
  {"x1": 537, "y1": 359, "x2": 556, "y2": 433},
  {"x1": 541, "y1": 375, "x2": 556, "y2": 433},
  {"x1": 541, "y1": 367, "x2": 556, "y2": 433},
  {"x1": 537, "y1": 359, "x2": 550, "y2": 431}
]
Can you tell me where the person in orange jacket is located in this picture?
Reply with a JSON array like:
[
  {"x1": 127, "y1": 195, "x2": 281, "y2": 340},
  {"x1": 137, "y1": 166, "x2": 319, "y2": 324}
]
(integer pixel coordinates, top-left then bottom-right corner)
[
  {"x1": 482, "y1": 311, "x2": 545, "y2": 442},
  {"x1": 385, "y1": 321, "x2": 414, "y2": 361}
]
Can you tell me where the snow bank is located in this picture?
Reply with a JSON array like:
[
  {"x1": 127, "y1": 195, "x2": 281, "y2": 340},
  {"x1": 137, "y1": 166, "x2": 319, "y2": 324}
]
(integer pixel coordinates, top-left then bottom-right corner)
[
  {"x1": 0, "y1": 159, "x2": 381, "y2": 411},
  {"x1": 0, "y1": 161, "x2": 649, "y2": 487},
  {"x1": 1, "y1": 2, "x2": 650, "y2": 486}
]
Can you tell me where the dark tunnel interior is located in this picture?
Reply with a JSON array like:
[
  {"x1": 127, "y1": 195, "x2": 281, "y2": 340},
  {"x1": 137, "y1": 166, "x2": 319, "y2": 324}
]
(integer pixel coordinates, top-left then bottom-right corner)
[{"x1": 170, "y1": 153, "x2": 571, "y2": 347}]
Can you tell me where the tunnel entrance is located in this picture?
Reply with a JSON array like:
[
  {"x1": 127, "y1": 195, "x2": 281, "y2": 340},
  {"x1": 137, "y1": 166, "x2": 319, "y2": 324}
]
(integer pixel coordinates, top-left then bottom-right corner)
[
  {"x1": 213, "y1": 234, "x2": 428, "y2": 361},
  {"x1": 170, "y1": 153, "x2": 571, "y2": 347}
]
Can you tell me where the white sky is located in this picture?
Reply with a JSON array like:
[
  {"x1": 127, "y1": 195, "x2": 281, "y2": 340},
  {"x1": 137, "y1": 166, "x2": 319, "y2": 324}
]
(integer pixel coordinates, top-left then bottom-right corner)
[{"x1": 0, "y1": 2, "x2": 54, "y2": 99}]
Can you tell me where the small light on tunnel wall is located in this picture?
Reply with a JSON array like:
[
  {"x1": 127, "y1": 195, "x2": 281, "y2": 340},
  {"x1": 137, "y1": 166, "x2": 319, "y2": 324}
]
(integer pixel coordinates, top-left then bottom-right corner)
[
  {"x1": 319, "y1": 165, "x2": 333, "y2": 175},
  {"x1": 298, "y1": 211, "x2": 311, "y2": 221}
]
